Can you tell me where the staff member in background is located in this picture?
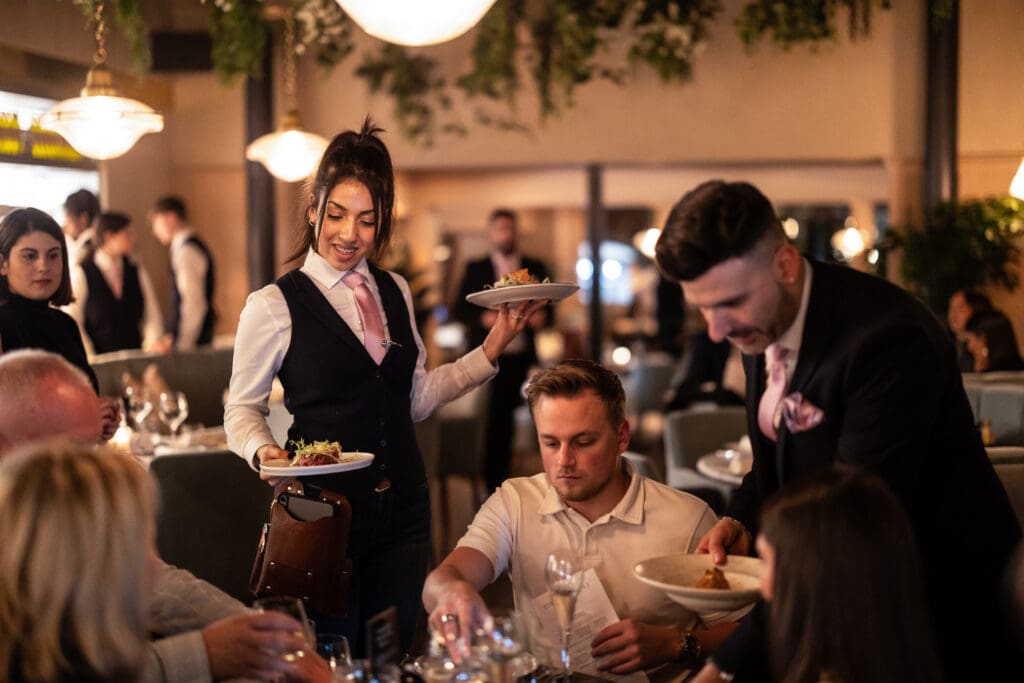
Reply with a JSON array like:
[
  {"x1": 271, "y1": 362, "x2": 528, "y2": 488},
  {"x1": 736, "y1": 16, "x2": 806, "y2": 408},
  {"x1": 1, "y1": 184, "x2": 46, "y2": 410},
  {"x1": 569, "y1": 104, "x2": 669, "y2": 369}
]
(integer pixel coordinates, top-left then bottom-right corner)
[
  {"x1": 224, "y1": 117, "x2": 546, "y2": 656},
  {"x1": 61, "y1": 187, "x2": 100, "y2": 266},
  {"x1": 68, "y1": 212, "x2": 164, "y2": 355},
  {"x1": 0, "y1": 208, "x2": 118, "y2": 440},
  {"x1": 452, "y1": 208, "x2": 551, "y2": 492},
  {"x1": 149, "y1": 195, "x2": 216, "y2": 350}
]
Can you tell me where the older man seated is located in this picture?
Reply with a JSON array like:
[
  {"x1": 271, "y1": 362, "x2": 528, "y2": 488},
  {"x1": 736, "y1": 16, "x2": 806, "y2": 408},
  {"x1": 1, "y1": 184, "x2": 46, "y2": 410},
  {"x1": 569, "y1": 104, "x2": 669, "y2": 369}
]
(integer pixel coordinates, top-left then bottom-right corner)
[
  {"x1": 423, "y1": 360, "x2": 738, "y2": 680},
  {"x1": 0, "y1": 350, "x2": 321, "y2": 683}
]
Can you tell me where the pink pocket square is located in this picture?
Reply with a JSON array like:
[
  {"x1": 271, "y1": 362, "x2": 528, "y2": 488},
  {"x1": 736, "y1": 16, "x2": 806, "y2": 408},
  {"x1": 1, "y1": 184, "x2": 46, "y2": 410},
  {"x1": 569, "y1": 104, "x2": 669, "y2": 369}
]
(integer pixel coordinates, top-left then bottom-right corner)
[{"x1": 781, "y1": 393, "x2": 824, "y2": 433}]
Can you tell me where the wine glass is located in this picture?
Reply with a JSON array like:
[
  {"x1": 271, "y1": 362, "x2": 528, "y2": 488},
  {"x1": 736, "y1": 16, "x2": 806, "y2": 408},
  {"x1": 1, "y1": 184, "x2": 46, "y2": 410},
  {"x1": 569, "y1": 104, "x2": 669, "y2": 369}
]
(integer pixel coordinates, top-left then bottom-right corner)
[
  {"x1": 544, "y1": 552, "x2": 583, "y2": 681},
  {"x1": 254, "y1": 596, "x2": 314, "y2": 662},
  {"x1": 157, "y1": 390, "x2": 189, "y2": 438},
  {"x1": 123, "y1": 384, "x2": 152, "y2": 432},
  {"x1": 316, "y1": 633, "x2": 353, "y2": 674}
]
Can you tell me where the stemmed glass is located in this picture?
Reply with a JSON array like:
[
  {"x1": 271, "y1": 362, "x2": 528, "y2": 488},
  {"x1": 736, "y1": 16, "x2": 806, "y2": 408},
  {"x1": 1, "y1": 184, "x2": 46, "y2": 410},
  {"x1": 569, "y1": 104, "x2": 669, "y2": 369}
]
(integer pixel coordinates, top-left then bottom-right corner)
[
  {"x1": 544, "y1": 552, "x2": 583, "y2": 681},
  {"x1": 123, "y1": 384, "x2": 152, "y2": 431},
  {"x1": 157, "y1": 390, "x2": 189, "y2": 438}
]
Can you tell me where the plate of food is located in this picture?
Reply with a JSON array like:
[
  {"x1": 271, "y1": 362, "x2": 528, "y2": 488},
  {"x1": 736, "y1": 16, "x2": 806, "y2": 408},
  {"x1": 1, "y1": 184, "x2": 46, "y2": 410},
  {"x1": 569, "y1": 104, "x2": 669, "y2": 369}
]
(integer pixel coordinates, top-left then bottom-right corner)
[
  {"x1": 465, "y1": 268, "x2": 579, "y2": 309},
  {"x1": 633, "y1": 553, "x2": 763, "y2": 613},
  {"x1": 260, "y1": 439, "x2": 375, "y2": 476}
]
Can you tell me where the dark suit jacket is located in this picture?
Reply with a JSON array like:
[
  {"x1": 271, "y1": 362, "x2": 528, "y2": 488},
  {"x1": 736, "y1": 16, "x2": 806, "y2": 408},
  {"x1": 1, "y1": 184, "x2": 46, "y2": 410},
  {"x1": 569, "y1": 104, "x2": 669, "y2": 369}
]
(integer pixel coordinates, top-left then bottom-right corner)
[
  {"x1": 451, "y1": 254, "x2": 550, "y2": 362},
  {"x1": 723, "y1": 261, "x2": 1021, "y2": 679}
]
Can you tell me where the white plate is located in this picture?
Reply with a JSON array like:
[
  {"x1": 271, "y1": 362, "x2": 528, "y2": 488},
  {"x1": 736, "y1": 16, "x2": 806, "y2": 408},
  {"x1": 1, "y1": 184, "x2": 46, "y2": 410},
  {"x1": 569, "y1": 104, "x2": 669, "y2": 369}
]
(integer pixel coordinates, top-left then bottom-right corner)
[
  {"x1": 465, "y1": 283, "x2": 580, "y2": 309},
  {"x1": 697, "y1": 449, "x2": 752, "y2": 485},
  {"x1": 260, "y1": 452, "x2": 375, "y2": 476},
  {"x1": 633, "y1": 553, "x2": 762, "y2": 613}
]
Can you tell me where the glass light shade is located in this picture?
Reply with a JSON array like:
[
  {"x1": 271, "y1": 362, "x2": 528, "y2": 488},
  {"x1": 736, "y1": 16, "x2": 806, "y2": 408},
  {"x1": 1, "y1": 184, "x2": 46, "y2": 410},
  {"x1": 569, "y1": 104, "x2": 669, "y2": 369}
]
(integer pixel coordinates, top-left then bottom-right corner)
[
  {"x1": 1010, "y1": 158, "x2": 1024, "y2": 200},
  {"x1": 246, "y1": 123, "x2": 329, "y2": 183},
  {"x1": 337, "y1": 0, "x2": 497, "y2": 46},
  {"x1": 831, "y1": 226, "x2": 866, "y2": 260},
  {"x1": 39, "y1": 66, "x2": 163, "y2": 160}
]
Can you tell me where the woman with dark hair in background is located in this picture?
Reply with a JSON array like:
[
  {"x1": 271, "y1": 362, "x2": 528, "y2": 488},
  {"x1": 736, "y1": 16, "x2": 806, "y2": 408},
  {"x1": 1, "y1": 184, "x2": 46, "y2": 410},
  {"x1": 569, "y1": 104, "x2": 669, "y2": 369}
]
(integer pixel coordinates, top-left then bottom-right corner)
[
  {"x1": 225, "y1": 117, "x2": 546, "y2": 654},
  {"x1": 948, "y1": 289, "x2": 993, "y2": 372},
  {"x1": 965, "y1": 308, "x2": 1024, "y2": 373},
  {"x1": 0, "y1": 208, "x2": 119, "y2": 438},
  {"x1": 697, "y1": 467, "x2": 943, "y2": 683},
  {"x1": 68, "y1": 211, "x2": 164, "y2": 355}
]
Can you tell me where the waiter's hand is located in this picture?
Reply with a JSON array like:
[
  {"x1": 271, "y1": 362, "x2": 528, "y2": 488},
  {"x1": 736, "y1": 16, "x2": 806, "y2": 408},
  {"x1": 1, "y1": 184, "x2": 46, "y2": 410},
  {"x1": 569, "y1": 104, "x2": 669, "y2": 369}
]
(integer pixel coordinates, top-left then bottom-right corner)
[
  {"x1": 256, "y1": 444, "x2": 292, "y2": 484},
  {"x1": 697, "y1": 518, "x2": 751, "y2": 565},
  {"x1": 481, "y1": 300, "x2": 548, "y2": 364}
]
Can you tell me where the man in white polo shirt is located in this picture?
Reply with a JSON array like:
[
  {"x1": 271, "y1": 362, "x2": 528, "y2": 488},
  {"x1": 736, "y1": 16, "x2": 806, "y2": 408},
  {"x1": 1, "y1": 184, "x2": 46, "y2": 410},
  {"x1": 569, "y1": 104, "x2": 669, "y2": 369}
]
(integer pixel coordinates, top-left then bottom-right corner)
[{"x1": 423, "y1": 359, "x2": 738, "y2": 679}]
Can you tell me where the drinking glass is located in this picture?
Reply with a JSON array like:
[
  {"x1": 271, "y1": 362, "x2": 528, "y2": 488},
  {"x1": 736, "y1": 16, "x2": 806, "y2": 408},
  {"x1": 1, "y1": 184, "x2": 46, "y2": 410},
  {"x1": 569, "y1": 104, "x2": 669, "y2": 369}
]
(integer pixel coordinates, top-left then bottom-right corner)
[
  {"x1": 158, "y1": 390, "x2": 189, "y2": 437},
  {"x1": 123, "y1": 384, "x2": 152, "y2": 432},
  {"x1": 484, "y1": 611, "x2": 525, "y2": 683},
  {"x1": 334, "y1": 659, "x2": 401, "y2": 683},
  {"x1": 316, "y1": 633, "x2": 353, "y2": 672},
  {"x1": 254, "y1": 596, "x2": 314, "y2": 662},
  {"x1": 544, "y1": 552, "x2": 583, "y2": 681}
]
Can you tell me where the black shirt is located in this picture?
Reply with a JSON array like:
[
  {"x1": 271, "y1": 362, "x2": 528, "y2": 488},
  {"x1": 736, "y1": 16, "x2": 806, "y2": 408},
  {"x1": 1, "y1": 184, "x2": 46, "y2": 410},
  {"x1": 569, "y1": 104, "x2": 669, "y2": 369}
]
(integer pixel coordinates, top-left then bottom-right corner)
[{"x1": 0, "y1": 293, "x2": 99, "y2": 391}]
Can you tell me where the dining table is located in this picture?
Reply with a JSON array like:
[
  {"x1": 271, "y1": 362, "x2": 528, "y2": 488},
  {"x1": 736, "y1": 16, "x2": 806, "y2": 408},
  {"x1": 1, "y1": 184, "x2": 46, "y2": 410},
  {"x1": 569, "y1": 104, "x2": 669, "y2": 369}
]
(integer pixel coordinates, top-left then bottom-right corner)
[{"x1": 695, "y1": 447, "x2": 751, "y2": 487}]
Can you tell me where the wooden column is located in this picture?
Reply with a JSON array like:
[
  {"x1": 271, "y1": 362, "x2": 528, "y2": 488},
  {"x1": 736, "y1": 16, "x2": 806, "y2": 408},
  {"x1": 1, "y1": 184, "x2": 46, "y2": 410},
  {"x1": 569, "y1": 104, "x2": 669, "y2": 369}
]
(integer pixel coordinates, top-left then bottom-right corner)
[
  {"x1": 586, "y1": 164, "x2": 605, "y2": 361},
  {"x1": 245, "y1": 37, "x2": 276, "y2": 291},
  {"x1": 924, "y1": 0, "x2": 959, "y2": 206}
]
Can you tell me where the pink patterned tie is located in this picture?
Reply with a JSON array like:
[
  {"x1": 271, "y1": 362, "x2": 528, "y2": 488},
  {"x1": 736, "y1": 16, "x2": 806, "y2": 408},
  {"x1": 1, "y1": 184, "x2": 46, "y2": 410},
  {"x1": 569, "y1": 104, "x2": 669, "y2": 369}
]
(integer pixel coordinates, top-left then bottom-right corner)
[
  {"x1": 757, "y1": 343, "x2": 790, "y2": 441},
  {"x1": 341, "y1": 271, "x2": 386, "y2": 365}
]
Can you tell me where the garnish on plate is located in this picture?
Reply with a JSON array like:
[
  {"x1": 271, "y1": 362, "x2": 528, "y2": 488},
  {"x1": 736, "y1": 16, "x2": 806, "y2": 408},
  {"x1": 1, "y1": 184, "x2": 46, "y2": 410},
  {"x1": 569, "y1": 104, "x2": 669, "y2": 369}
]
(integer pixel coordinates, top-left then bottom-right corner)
[
  {"x1": 288, "y1": 439, "x2": 355, "y2": 467},
  {"x1": 486, "y1": 268, "x2": 550, "y2": 289}
]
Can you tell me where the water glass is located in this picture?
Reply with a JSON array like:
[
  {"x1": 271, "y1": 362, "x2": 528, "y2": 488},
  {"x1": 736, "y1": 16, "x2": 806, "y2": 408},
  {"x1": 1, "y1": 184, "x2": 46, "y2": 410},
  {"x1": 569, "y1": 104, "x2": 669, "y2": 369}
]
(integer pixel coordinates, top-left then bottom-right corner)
[
  {"x1": 334, "y1": 659, "x2": 401, "y2": 683},
  {"x1": 254, "y1": 596, "x2": 313, "y2": 661},
  {"x1": 158, "y1": 390, "x2": 189, "y2": 437},
  {"x1": 317, "y1": 633, "x2": 353, "y2": 670}
]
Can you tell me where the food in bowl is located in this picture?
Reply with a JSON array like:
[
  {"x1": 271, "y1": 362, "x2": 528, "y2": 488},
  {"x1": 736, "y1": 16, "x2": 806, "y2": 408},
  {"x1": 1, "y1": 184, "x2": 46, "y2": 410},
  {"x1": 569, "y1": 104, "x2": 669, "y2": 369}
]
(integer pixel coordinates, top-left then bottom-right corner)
[
  {"x1": 288, "y1": 439, "x2": 355, "y2": 467},
  {"x1": 695, "y1": 567, "x2": 730, "y2": 589},
  {"x1": 490, "y1": 268, "x2": 549, "y2": 288}
]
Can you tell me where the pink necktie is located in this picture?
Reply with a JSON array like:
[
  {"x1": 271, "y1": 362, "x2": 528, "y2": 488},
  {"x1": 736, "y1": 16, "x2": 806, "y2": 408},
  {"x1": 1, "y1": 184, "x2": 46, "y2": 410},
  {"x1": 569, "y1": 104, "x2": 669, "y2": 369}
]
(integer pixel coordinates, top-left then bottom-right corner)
[
  {"x1": 341, "y1": 271, "x2": 386, "y2": 365},
  {"x1": 757, "y1": 343, "x2": 790, "y2": 441}
]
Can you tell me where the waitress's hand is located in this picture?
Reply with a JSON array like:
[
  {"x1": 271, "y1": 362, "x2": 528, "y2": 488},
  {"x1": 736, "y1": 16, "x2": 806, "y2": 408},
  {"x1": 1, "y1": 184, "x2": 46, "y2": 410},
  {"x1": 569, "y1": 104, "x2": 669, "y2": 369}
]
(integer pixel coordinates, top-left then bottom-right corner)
[
  {"x1": 256, "y1": 444, "x2": 293, "y2": 484},
  {"x1": 481, "y1": 299, "x2": 549, "y2": 364}
]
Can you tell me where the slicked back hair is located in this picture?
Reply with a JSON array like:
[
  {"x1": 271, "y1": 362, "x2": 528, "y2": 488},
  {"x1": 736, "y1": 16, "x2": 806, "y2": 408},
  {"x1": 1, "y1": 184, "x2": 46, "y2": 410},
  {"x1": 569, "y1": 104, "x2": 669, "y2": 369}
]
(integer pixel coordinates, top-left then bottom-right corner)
[{"x1": 655, "y1": 180, "x2": 784, "y2": 282}]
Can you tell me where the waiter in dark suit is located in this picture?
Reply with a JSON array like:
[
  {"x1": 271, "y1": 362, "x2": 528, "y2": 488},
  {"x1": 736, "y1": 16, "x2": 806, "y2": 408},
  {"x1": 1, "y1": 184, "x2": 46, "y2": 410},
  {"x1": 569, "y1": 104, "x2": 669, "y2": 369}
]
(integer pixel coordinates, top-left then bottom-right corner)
[
  {"x1": 654, "y1": 180, "x2": 1022, "y2": 682},
  {"x1": 453, "y1": 208, "x2": 550, "y2": 492}
]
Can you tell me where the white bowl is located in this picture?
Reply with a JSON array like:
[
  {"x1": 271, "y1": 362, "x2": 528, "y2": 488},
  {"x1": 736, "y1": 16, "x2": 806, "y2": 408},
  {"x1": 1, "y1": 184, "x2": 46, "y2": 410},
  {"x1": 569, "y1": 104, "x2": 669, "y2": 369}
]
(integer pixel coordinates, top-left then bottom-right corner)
[{"x1": 633, "y1": 553, "x2": 763, "y2": 613}]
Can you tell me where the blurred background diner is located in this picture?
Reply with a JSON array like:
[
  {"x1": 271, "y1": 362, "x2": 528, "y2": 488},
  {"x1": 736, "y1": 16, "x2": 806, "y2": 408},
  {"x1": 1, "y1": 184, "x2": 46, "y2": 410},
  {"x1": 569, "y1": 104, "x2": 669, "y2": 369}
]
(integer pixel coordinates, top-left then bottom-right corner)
[{"x1": 1, "y1": 0, "x2": 1024, "y2": 675}]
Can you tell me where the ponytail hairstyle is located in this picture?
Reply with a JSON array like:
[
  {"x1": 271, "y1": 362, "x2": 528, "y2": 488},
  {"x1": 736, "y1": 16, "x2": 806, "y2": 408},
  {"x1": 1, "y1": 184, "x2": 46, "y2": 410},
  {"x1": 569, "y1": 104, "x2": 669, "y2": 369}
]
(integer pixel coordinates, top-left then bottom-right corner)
[{"x1": 291, "y1": 116, "x2": 395, "y2": 264}]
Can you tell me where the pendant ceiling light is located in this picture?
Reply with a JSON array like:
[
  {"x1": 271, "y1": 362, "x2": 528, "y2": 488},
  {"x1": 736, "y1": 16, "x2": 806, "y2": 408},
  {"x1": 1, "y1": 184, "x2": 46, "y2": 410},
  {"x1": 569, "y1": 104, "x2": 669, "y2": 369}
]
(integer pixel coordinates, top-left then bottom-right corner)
[
  {"x1": 246, "y1": 7, "x2": 328, "y2": 183},
  {"x1": 40, "y1": 1, "x2": 163, "y2": 160},
  {"x1": 337, "y1": 0, "x2": 497, "y2": 46},
  {"x1": 1010, "y1": 158, "x2": 1024, "y2": 201}
]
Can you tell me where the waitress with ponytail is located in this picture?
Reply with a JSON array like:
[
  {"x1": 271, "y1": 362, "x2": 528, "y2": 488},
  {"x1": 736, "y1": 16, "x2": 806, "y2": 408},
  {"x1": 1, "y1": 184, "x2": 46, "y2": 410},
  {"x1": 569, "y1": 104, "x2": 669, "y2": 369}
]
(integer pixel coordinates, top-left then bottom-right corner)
[{"x1": 225, "y1": 118, "x2": 543, "y2": 654}]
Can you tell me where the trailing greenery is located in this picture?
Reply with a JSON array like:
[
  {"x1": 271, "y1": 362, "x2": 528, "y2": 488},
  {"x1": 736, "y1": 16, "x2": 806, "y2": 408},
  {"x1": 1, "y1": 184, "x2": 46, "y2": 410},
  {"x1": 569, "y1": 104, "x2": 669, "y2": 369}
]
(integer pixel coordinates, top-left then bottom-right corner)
[
  {"x1": 73, "y1": 0, "x2": 151, "y2": 74},
  {"x1": 86, "y1": 1, "x2": 966, "y2": 144},
  {"x1": 881, "y1": 197, "x2": 1024, "y2": 315}
]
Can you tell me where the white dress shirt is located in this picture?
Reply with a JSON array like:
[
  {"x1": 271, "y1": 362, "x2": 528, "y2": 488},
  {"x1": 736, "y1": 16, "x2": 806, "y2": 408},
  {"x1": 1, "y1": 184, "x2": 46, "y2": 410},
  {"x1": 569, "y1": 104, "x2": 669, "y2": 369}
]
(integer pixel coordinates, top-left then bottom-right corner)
[
  {"x1": 67, "y1": 248, "x2": 165, "y2": 356},
  {"x1": 765, "y1": 258, "x2": 814, "y2": 385},
  {"x1": 170, "y1": 229, "x2": 211, "y2": 351},
  {"x1": 225, "y1": 251, "x2": 498, "y2": 465},
  {"x1": 65, "y1": 226, "x2": 95, "y2": 267}
]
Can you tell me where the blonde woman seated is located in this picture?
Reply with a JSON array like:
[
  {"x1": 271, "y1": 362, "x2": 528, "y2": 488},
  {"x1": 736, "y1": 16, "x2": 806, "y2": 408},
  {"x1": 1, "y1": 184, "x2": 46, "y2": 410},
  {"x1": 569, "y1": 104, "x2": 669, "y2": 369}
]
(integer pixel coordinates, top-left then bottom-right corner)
[{"x1": 0, "y1": 441, "x2": 157, "y2": 682}]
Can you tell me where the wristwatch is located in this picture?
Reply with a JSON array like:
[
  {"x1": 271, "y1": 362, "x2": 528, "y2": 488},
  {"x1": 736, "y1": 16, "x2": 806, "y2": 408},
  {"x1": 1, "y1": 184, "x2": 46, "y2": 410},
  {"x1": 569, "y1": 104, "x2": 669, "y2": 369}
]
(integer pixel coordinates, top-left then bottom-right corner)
[{"x1": 676, "y1": 630, "x2": 702, "y2": 666}]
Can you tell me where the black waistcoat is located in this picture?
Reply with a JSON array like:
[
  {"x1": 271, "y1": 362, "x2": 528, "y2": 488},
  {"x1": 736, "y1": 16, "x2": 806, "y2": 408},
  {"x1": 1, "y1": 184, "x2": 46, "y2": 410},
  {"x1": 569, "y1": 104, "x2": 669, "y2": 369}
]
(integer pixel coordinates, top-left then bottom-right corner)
[
  {"x1": 167, "y1": 235, "x2": 216, "y2": 345},
  {"x1": 81, "y1": 255, "x2": 144, "y2": 353},
  {"x1": 276, "y1": 266, "x2": 424, "y2": 500}
]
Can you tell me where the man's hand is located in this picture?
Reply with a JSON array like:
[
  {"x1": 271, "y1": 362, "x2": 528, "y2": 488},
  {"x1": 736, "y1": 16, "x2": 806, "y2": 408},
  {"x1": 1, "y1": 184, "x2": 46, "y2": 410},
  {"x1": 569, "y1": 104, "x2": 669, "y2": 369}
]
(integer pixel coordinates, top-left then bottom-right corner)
[
  {"x1": 97, "y1": 395, "x2": 121, "y2": 442},
  {"x1": 696, "y1": 518, "x2": 751, "y2": 565},
  {"x1": 427, "y1": 579, "x2": 490, "y2": 663},
  {"x1": 591, "y1": 620, "x2": 679, "y2": 674},
  {"x1": 201, "y1": 612, "x2": 310, "y2": 681}
]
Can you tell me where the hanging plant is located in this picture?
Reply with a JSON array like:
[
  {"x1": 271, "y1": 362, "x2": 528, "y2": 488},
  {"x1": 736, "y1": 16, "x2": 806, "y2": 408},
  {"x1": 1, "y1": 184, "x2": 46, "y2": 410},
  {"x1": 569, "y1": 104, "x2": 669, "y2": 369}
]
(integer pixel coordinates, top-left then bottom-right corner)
[
  {"x1": 72, "y1": 0, "x2": 151, "y2": 74},
  {"x1": 880, "y1": 197, "x2": 1024, "y2": 315},
  {"x1": 735, "y1": 0, "x2": 891, "y2": 49}
]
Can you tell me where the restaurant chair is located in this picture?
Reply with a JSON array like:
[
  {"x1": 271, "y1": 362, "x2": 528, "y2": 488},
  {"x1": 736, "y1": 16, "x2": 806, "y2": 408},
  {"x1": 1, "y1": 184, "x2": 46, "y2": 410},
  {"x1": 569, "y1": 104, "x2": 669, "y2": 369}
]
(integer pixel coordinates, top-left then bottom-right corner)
[
  {"x1": 663, "y1": 406, "x2": 747, "y2": 508},
  {"x1": 435, "y1": 386, "x2": 490, "y2": 553},
  {"x1": 150, "y1": 450, "x2": 273, "y2": 604},
  {"x1": 976, "y1": 384, "x2": 1024, "y2": 446},
  {"x1": 623, "y1": 450, "x2": 663, "y2": 483},
  {"x1": 993, "y1": 460, "x2": 1024, "y2": 532}
]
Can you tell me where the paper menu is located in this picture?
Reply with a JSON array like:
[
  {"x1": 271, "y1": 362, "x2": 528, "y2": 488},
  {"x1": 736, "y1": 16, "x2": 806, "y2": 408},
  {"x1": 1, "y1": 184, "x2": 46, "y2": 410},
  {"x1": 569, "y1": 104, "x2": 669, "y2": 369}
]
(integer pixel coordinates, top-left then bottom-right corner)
[{"x1": 531, "y1": 568, "x2": 649, "y2": 683}]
